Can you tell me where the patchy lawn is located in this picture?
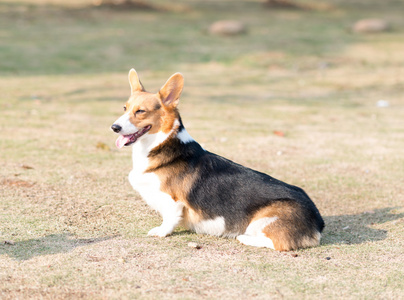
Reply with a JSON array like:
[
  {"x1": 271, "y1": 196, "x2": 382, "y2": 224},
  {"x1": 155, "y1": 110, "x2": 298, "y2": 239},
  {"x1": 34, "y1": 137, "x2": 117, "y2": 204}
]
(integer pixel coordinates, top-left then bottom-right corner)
[{"x1": 1, "y1": 0, "x2": 403, "y2": 298}]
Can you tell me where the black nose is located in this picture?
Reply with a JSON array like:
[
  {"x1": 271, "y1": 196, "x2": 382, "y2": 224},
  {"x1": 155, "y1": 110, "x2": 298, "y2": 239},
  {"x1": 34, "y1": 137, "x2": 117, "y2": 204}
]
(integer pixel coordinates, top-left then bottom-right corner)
[{"x1": 111, "y1": 124, "x2": 122, "y2": 133}]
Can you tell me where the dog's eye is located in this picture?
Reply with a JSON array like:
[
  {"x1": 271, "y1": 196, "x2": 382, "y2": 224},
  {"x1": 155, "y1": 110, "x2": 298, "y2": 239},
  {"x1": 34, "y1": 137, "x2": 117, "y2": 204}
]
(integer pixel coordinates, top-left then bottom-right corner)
[
  {"x1": 123, "y1": 106, "x2": 127, "y2": 112},
  {"x1": 135, "y1": 110, "x2": 145, "y2": 115}
]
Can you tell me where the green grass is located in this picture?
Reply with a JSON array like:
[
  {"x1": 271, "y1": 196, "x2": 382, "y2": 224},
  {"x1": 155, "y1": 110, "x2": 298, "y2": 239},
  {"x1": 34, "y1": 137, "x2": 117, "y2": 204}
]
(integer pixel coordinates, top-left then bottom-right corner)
[{"x1": 1, "y1": 0, "x2": 404, "y2": 299}]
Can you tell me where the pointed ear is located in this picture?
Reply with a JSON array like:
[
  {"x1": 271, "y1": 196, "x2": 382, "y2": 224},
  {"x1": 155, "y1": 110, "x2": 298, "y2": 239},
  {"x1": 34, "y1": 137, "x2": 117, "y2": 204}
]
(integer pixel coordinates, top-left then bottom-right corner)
[
  {"x1": 158, "y1": 73, "x2": 184, "y2": 108},
  {"x1": 128, "y1": 68, "x2": 145, "y2": 94}
]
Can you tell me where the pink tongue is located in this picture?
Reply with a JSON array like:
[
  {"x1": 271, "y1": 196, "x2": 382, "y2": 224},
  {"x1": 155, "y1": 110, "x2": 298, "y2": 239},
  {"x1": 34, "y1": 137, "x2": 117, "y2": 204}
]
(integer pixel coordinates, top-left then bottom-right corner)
[{"x1": 116, "y1": 135, "x2": 131, "y2": 149}]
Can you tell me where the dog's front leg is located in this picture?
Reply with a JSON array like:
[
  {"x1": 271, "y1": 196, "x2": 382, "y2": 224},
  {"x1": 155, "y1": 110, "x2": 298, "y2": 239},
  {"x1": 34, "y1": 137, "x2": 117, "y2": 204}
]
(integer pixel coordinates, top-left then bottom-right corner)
[{"x1": 147, "y1": 198, "x2": 184, "y2": 238}]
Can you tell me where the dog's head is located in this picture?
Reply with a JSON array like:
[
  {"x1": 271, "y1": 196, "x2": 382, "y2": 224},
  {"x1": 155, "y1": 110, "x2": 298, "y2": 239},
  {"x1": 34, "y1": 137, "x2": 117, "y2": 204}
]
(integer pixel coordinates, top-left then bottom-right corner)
[{"x1": 111, "y1": 69, "x2": 184, "y2": 148}]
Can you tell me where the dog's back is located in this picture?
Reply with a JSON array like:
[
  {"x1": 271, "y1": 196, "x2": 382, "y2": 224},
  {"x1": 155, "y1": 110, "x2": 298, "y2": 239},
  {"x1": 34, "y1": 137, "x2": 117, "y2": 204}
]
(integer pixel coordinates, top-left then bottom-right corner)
[{"x1": 148, "y1": 129, "x2": 324, "y2": 251}]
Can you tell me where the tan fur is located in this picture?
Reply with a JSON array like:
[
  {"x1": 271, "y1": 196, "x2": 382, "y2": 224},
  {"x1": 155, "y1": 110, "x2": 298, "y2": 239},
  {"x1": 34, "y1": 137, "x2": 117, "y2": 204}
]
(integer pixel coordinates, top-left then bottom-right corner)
[
  {"x1": 155, "y1": 163, "x2": 206, "y2": 232},
  {"x1": 157, "y1": 73, "x2": 183, "y2": 133},
  {"x1": 160, "y1": 107, "x2": 180, "y2": 134},
  {"x1": 252, "y1": 202, "x2": 321, "y2": 251},
  {"x1": 143, "y1": 126, "x2": 207, "y2": 230},
  {"x1": 181, "y1": 207, "x2": 205, "y2": 229},
  {"x1": 158, "y1": 73, "x2": 184, "y2": 108},
  {"x1": 124, "y1": 92, "x2": 163, "y2": 134},
  {"x1": 129, "y1": 68, "x2": 145, "y2": 93},
  {"x1": 146, "y1": 137, "x2": 203, "y2": 223},
  {"x1": 124, "y1": 70, "x2": 184, "y2": 135}
]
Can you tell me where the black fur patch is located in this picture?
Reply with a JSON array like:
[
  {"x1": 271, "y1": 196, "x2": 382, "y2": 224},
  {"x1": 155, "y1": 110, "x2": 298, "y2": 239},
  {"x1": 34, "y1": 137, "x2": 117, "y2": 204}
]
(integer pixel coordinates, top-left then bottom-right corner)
[{"x1": 147, "y1": 128, "x2": 324, "y2": 236}]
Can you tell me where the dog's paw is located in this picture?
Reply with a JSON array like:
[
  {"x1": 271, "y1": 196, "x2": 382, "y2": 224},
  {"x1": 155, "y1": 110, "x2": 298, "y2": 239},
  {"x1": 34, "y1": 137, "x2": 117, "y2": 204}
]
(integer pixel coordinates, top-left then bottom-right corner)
[{"x1": 147, "y1": 226, "x2": 171, "y2": 237}]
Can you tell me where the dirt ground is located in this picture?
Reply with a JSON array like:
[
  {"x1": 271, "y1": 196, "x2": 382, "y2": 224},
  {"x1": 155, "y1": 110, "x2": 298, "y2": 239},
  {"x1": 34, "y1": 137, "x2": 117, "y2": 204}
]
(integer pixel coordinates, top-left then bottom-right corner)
[{"x1": 1, "y1": 0, "x2": 403, "y2": 299}]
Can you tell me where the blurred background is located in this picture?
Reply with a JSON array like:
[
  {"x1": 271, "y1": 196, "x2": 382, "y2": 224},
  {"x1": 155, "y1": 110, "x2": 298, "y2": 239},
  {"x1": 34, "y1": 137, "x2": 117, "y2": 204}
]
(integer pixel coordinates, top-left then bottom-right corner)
[{"x1": 1, "y1": 0, "x2": 403, "y2": 77}]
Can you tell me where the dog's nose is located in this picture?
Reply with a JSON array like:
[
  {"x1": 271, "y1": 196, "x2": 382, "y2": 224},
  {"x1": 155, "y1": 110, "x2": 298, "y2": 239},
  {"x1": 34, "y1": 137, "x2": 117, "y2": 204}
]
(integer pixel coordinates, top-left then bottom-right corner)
[{"x1": 111, "y1": 124, "x2": 122, "y2": 133}]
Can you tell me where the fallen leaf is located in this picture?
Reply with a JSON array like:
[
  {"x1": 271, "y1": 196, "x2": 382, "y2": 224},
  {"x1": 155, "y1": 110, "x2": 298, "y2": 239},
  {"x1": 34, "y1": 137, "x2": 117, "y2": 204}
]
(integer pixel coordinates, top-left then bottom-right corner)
[
  {"x1": 96, "y1": 142, "x2": 111, "y2": 151},
  {"x1": 21, "y1": 164, "x2": 34, "y2": 170},
  {"x1": 273, "y1": 130, "x2": 285, "y2": 137},
  {"x1": 1, "y1": 179, "x2": 35, "y2": 188},
  {"x1": 87, "y1": 255, "x2": 105, "y2": 262}
]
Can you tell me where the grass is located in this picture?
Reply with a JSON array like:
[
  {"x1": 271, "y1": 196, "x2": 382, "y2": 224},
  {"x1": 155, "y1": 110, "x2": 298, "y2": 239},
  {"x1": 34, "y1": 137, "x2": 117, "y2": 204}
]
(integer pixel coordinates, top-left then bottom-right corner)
[{"x1": 1, "y1": 0, "x2": 404, "y2": 299}]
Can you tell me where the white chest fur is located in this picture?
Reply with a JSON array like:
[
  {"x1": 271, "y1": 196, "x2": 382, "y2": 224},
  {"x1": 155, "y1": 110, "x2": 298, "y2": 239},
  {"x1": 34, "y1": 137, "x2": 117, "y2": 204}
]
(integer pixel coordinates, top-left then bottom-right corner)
[
  {"x1": 128, "y1": 129, "x2": 185, "y2": 226},
  {"x1": 129, "y1": 170, "x2": 163, "y2": 210},
  {"x1": 128, "y1": 123, "x2": 207, "y2": 238},
  {"x1": 128, "y1": 150, "x2": 185, "y2": 238},
  {"x1": 129, "y1": 134, "x2": 168, "y2": 212},
  {"x1": 128, "y1": 120, "x2": 186, "y2": 201}
]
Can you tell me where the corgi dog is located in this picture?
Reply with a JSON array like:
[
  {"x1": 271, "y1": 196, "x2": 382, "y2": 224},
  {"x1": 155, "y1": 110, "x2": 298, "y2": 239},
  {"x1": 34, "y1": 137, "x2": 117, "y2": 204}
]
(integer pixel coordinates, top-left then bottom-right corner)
[{"x1": 111, "y1": 69, "x2": 324, "y2": 251}]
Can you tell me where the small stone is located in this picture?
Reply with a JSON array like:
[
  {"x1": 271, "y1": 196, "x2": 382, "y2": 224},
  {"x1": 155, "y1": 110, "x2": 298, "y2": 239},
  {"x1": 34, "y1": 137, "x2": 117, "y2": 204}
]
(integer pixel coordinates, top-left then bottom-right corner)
[
  {"x1": 377, "y1": 100, "x2": 389, "y2": 108},
  {"x1": 188, "y1": 242, "x2": 201, "y2": 249},
  {"x1": 291, "y1": 253, "x2": 298, "y2": 257},
  {"x1": 21, "y1": 164, "x2": 34, "y2": 170},
  {"x1": 208, "y1": 20, "x2": 246, "y2": 36},
  {"x1": 325, "y1": 257, "x2": 331, "y2": 260},
  {"x1": 4, "y1": 240, "x2": 15, "y2": 245},
  {"x1": 352, "y1": 19, "x2": 390, "y2": 34}
]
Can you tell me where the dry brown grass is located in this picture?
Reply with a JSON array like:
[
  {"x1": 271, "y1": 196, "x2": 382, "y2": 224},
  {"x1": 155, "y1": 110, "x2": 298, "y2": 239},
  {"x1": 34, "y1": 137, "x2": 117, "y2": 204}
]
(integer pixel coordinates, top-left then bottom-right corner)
[{"x1": 1, "y1": 0, "x2": 404, "y2": 298}]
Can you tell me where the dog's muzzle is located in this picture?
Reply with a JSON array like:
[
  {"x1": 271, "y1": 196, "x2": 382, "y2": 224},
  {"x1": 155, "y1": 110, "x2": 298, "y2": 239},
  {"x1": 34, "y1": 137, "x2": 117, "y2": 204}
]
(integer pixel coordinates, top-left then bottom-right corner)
[{"x1": 111, "y1": 124, "x2": 122, "y2": 133}]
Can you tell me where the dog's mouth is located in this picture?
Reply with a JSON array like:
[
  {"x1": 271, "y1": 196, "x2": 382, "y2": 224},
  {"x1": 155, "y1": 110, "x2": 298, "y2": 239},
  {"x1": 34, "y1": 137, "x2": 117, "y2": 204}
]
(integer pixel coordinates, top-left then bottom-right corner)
[{"x1": 115, "y1": 125, "x2": 152, "y2": 149}]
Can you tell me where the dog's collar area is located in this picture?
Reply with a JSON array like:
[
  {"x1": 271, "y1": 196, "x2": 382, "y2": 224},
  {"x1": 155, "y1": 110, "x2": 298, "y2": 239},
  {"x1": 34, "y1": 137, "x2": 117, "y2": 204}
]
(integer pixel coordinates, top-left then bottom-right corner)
[{"x1": 115, "y1": 125, "x2": 152, "y2": 149}]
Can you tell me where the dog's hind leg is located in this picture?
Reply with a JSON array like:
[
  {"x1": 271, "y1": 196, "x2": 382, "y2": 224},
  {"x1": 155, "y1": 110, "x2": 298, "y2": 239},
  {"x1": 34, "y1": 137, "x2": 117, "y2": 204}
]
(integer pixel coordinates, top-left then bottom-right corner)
[
  {"x1": 236, "y1": 217, "x2": 278, "y2": 249},
  {"x1": 237, "y1": 234, "x2": 275, "y2": 249}
]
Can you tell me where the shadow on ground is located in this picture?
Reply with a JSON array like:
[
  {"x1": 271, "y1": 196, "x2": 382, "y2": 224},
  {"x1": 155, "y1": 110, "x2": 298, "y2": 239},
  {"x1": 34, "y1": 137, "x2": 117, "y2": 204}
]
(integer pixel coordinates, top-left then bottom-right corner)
[
  {"x1": 322, "y1": 207, "x2": 403, "y2": 246},
  {"x1": 1, "y1": 208, "x2": 402, "y2": 259},
  {"x1": 0, "y1": 234, "x2": 116, "y2": 261}
]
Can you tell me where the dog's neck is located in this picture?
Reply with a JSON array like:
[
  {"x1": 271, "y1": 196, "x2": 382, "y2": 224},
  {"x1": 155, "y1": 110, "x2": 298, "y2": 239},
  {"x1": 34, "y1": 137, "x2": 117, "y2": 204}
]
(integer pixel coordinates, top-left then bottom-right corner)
[
  {"x1": 131, "y1": 118, "x2": 200, "y2": 174},
  {"x1": 131, "y1": 119, "x2": 182, "y2": 171}
]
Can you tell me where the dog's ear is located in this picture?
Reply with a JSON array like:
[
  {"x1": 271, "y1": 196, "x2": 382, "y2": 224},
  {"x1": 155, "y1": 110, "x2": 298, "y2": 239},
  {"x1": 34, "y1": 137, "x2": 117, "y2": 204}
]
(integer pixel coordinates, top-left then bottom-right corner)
[
  {"x1": 128, "y1": 68, "x2": 145, "y2": 94},
  {"x1": 158, "y1": 73, "x2": 184, "y2": 108}
]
